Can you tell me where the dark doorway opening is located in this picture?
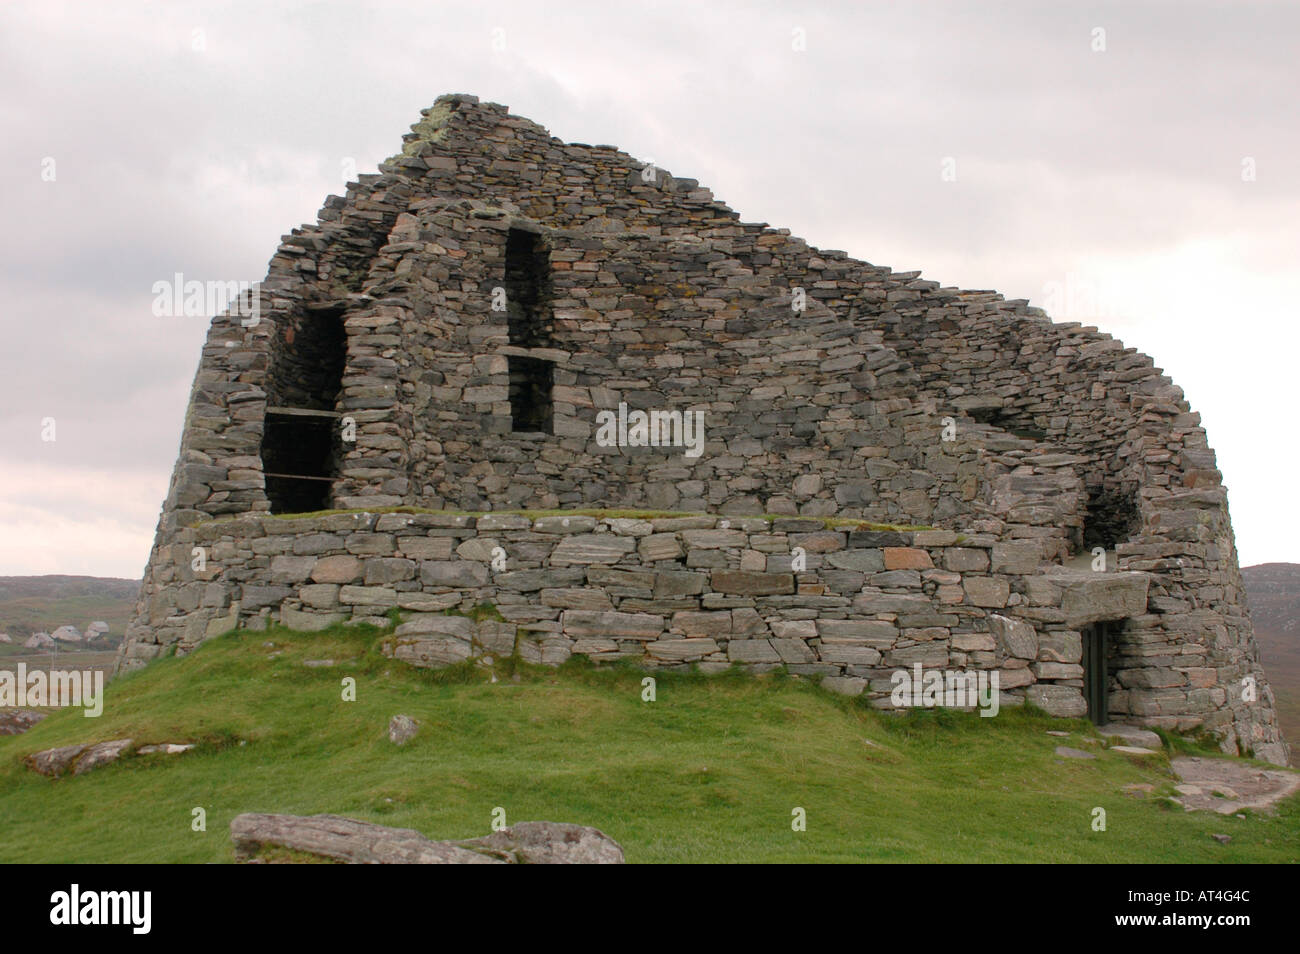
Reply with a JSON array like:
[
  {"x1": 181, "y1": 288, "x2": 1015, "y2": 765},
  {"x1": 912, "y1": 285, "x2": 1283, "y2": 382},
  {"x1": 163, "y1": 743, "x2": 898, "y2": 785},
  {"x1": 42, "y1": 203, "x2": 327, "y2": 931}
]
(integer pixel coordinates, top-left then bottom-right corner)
[
  {"x1": 1081, "y1": 621, "x2": 1119, "y2": 725},
  {"x1": 261, "y1": 306, "x2": 346, "y2": 513},
  {"x1": 967, "y1": 406, "x2": 1047, "y2": 442},
  {"x1": 1082, "y1": 486, "x2": 1140, "y2": 551},
  {"x1": 502, "y1": 228, "x2": 554, "y2": 435},
  {"x1": 504, "y1": 228, "x2": 551, "y2": 346},
  {"x1": 274, "y1": 305, "x2": 347, "y2": 410},
  {"x1": 509, "y1": 355, "x2": 553, "y2": 433},
  {"x1": 262, "y1": 412, "x2": 339, "y2": 513}
]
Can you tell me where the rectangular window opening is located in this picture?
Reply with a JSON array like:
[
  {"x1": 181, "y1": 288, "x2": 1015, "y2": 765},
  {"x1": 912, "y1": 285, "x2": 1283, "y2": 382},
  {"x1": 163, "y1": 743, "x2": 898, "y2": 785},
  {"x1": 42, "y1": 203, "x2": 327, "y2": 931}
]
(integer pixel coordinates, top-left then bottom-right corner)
[
  {"x1": 508, "y1": 355, "x2": 553, "y2": 434},
  {"x1": 261, "y1": 305, "x2": 346, "y2": 513},
  {"x1": 504, "y1": 228, "x2": 551, "y2": 347}
]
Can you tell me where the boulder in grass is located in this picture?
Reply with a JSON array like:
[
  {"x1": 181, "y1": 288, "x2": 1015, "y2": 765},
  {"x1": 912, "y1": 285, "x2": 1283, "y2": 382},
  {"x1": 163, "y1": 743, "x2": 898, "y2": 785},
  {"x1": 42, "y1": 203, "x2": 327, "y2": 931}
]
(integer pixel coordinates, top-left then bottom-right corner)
[
  {"x1": 0, "y1": 709, "x2": 46, "y2": 735},
  {"x1": 27, "y1": 739, "x2": 134, "y2": 776},
  {"x1": 229, "y1": 813, "x2": 625, "y2": 864},
  {"x1": 388, "y1": 715, "x2": 418, "y2": 745}
]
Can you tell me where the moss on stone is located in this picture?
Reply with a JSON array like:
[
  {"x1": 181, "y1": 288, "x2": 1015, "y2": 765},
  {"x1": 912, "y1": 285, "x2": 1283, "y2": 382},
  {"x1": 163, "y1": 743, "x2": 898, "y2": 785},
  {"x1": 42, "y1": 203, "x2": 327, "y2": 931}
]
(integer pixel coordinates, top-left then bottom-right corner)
[{"x1": 210, "y1": 505, "x2": 931, "y2": 533}]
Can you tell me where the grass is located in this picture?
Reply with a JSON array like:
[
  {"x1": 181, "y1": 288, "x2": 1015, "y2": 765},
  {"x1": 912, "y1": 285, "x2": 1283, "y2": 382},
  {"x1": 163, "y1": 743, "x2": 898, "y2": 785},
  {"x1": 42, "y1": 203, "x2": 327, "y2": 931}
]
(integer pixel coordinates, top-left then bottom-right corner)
[{"x1": 0, "y1": 621, "x2": 1295, "y2": 863}]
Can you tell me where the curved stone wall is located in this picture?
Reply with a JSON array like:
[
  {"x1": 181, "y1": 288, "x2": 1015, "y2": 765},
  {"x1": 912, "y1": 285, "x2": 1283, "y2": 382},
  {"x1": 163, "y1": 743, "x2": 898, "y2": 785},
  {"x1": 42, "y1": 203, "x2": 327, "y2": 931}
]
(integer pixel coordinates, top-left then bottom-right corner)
[
  {"x1": 116, "y1": 94, "x2": 1287, "y2": 764},
  {"x1": 120, "y1": 509, "x2": 1155, "y2": 719}
]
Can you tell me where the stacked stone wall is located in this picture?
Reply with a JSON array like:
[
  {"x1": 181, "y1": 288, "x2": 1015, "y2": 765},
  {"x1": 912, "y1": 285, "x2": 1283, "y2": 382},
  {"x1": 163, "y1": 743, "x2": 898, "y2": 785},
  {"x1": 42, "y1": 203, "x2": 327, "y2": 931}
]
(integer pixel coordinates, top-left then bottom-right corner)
[
  {"x1": 126, "y1": 509, "x2": 1160, "y2": 721},
  {"x1": 114, "y1": 94, "x2": 1287, "y2": 763}
]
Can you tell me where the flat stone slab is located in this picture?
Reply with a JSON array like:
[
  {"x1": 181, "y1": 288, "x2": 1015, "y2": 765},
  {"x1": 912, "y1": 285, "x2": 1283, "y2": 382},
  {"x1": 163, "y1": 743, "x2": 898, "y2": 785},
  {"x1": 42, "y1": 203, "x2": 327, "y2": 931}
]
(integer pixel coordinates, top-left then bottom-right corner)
[
  {"x1": 1100, "y1": 723, "x2": 1163, "y2": 750},
  {"x1": 1041, "y1": 566, "x2": 1151, "y2": 627},
  {"x1": 230, "y1": 813, "x2": 624, "y2": 864},
  {"x1": 1054, "y1": 745, "x2": 1096, "y2": 760},
  {"x1": 1170, "y1": 756, "x2": 1300, "y2": 815},
  {"x1": 1110, "y1": 745, "x2": 1161, "y2": 756}
]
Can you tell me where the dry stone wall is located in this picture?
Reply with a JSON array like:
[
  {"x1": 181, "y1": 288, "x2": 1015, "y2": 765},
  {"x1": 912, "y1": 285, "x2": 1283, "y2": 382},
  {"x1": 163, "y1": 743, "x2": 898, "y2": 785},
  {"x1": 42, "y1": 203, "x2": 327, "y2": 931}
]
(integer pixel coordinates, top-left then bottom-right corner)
[
  {"x1": 117, "y1": 94, "x2": 1288, "y2": 764},
  {"x1": 127, "y1": 508, "x2": 1158, "y2": 719}
]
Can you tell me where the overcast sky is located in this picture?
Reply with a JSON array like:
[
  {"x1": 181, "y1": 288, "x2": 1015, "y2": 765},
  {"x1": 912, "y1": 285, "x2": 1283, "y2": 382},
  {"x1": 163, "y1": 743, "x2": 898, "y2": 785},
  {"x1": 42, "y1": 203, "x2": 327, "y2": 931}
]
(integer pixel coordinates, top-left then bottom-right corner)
[{"x1": 1, "y1": 1, "x2": 1295, "y2": 578}]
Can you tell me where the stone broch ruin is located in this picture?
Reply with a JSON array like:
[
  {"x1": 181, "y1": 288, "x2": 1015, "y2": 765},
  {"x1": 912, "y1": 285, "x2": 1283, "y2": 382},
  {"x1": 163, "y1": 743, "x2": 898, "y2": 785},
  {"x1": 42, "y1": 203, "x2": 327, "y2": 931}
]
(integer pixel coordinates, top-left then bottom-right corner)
[{"x1": 116, "y1": 94, "x2": 1288, "y2": 765}]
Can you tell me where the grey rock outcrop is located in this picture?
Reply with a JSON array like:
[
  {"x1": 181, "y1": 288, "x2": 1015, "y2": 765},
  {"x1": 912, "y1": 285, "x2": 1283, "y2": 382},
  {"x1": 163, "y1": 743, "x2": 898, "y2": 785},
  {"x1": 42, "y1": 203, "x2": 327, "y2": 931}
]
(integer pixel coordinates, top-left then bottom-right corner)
[
  {"x1": 387, "y1": 715, "x2": 418, "y2": 745},
  {"x1": 0, "y1": 708, "x2": 47, "y2": 735},
  {"x1": 27, "y1": 738, "x2": 134, "y2": 776},
  {"x1": 1170, "y1": 756, "x2": 1300, "y2": 815},
  {"x1": 229, "y1": 813, "x2": 624, "y2": 864}
]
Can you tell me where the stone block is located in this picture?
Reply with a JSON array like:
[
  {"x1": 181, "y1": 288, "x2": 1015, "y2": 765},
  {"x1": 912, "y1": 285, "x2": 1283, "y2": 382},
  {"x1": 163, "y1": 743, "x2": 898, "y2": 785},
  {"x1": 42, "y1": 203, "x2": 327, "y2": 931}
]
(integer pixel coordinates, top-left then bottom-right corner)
[
  {"x1": 271, "y1": 555, "x2": 317, "y2": 584},
  {"x1": 770, "y1": 619, "x2": 817, "y2": 640},
  {"x1": 364, "y1": 557, "x2": 417, "y2": 585},
  {"x1": 990, "y1": 614, "x2": 1038, "y2": 659},
  {"x1": 942, "y1": 548, "x2": 988, "y2": 572},
  {"x1": 281, "y1": 607, "x2": 347, "y2": 631},
  {"x1": 339, "y1": 585, "x2": 399, "y2": 608},
  {"x1": 311, "y1": 555, "x2": 362, "y2": 584},
  {"x1": 670, "y1": 611, "x2": 732, "y2": 636},
  {"x1": 654, "y1": 571, "x2": 707, "y2": 598},
  {"x1": 639, "y1": 533, "x2": 683, "y2": 561},
  {"x1": 420, "y1": 561, "x2": 490, "y2": 587},
  {"x1": 884, "y1": 547, "x2": 934, "y2": 570},
  {"x1": 1037, "y1": 631, "x2": 1082, "y2": 663},
  {"x1": 1023, "y1": 684, "x2": 1088, "y2": 718},
  {"x1": 1032, "y1": 662, "x2": 1085, "y2": 680},
  {"x1": 646, "y1": 638, "x2": 720, "y2": 661},
  {"x1": 991, "y1": 541, "x2": 1042, "y2": 574},
  {"x1": 964, "y1": 577, "x2": 1010, "y2": 608},
  {"x1": 1044, "y1": 568, "x2": 1151, "y2": 627},
  {"x1": 533, "y1": 515, "x2": 598, "y2": 534},
  {"x1": 550, "y1": 534, "x2": 636, "y2": 565},
  {"x1": 540, "y1": 587, "x2": 612, "y2": 610},
  {"x1": 727, "y1": 640, "x2": 781, "y2": 663},
  {"x1": 827, "y1": 550, "x2": 885, "y2": 572},
  {"x1": 822, "y1": 676, "x2": 867, "y2": 696},
  {"x1": 561, "y1": 610, "x2": 664, "y2": 640},
  {"x1": 681, "y1": 529, "x2": 747, "y2": 550},
  {"x1": 710, "y1": 571, "x2": 794, "y2": 596}
]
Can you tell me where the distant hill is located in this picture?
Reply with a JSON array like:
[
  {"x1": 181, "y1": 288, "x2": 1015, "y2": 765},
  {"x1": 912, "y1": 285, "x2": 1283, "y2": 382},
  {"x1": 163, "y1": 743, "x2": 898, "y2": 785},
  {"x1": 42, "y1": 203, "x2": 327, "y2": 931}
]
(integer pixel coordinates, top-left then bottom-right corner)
[
  {"x1": 1242, "y1": 563, "x2": 1300, "y2": 765},
  {"x1": 0, "y1": 575, "x2": 139, "y2": 649}
]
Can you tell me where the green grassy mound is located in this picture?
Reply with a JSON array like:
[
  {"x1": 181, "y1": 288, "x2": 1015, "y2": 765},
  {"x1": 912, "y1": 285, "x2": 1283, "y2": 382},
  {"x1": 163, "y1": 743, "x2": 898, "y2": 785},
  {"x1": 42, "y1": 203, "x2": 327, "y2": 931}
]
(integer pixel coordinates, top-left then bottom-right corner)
[{"x1": 0, "y1": 622, "x2": 1295, "y2": 863}]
